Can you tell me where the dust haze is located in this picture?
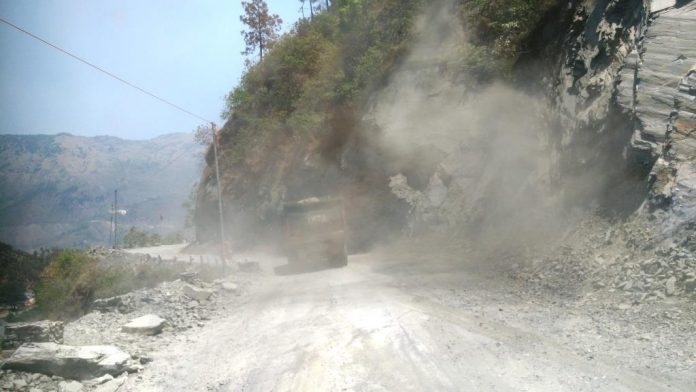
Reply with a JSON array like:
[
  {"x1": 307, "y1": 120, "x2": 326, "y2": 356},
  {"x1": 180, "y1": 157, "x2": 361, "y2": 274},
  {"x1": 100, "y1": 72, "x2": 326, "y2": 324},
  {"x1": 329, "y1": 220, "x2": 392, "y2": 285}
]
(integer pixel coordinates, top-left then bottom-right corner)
[{"x1": 366, "y1": 0, "x2": 599, "y2": 256}]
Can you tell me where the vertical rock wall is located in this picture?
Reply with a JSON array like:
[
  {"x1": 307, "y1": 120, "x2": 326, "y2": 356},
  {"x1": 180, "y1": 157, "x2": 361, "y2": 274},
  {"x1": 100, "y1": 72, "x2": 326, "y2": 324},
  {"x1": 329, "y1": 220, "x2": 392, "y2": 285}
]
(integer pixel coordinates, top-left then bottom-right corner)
[{"x1": 618, "y1": 2, "x2": 696, "y2": 238}]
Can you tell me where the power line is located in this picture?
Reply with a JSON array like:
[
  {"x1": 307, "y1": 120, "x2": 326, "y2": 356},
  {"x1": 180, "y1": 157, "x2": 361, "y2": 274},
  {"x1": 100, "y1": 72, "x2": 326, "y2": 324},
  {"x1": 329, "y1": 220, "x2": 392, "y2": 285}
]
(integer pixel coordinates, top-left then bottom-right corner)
[{"x1": 0, "y1": 16, "x2": 212, "y2": 124}]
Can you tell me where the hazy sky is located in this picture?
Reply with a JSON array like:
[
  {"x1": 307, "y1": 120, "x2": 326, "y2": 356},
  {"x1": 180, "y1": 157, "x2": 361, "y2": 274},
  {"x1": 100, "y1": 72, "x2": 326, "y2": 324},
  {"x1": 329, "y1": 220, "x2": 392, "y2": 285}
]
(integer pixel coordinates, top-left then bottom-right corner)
[{"x1": 0, "y1": 0, "x2": 300, "y2": 140}]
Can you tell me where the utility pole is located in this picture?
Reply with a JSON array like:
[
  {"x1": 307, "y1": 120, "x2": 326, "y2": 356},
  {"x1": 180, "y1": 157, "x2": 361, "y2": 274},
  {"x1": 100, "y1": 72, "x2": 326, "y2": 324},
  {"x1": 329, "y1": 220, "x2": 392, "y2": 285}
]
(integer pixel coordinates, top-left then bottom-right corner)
[
  {"x1": 109, "y1": 206, "x2": 113, "y2": 247},
  {"x1": 113, "y1": 189, "x2": 118, "y2": 249},
  {"x1": 211, "y1": 122, "x2": 226, "y2": 275}
]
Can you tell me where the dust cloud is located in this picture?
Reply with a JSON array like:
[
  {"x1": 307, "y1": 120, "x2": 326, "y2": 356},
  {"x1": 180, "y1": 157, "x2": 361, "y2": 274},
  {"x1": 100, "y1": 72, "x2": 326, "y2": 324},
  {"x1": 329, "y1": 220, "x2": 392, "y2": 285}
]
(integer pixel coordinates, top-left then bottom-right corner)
[{"x1": 365, "y1": 0, "x2": 604, "y2": 256}]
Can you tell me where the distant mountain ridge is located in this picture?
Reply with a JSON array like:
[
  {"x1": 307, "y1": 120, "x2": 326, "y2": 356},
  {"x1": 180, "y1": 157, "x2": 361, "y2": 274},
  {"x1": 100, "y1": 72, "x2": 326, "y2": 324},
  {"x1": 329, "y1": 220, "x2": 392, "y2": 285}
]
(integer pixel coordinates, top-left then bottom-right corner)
[{"x1": 0, "y1": 132, "x2": 204, "y2": 249}]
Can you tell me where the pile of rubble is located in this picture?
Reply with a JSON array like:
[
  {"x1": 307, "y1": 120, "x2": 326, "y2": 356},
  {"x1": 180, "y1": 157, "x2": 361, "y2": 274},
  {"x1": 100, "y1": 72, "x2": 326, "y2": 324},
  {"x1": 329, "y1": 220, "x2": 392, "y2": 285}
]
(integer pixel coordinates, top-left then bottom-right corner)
[
  {"x1": 1, "y1": 340, "x2": 137, "y2": 391},
  {"x1": 515, "y1": 245, "x2": 597, "y2": 298},
  {"x1": 611, "y1": 246, "x2": 696, "y2": 300},
  {"x1": 66, "y1": 276, "x2": 243, "y2": 351},
  {"x1": 513, "y1": 215, "x2": 696, "y2": 302},
  {"x1": 1, "y1": 369, "x2": 89, "y2": 392},
  {"x1": 1, "y1": 369, "x2": 130, "y2": 392},
  {"x1": 1, "y1": 272, "x2": 249, "y2": 391},
  {"x1": 512, "y1": 216, "x2": 611, "y2": 298}
]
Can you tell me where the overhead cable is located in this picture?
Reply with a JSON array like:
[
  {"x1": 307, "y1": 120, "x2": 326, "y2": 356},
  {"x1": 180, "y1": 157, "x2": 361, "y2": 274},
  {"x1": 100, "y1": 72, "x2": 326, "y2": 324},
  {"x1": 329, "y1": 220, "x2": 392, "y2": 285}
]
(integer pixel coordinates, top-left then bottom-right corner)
[{"x1": 0, "y1": 17, "x2": 212, "y2": 123}]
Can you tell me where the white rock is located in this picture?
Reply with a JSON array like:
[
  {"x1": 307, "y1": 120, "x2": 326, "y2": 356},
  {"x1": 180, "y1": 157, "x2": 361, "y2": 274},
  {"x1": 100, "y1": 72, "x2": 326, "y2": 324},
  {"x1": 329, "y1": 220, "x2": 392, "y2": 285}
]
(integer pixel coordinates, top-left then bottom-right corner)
[
  {"x1": 182, "y1": 284, "x2": 213, "y2": 301},
  {"x1": 58, "y1": 380, "x2": 84, "y2": 392},
  {"x1": 121, "y1": 315, "x2": 166, "y2": 335}
]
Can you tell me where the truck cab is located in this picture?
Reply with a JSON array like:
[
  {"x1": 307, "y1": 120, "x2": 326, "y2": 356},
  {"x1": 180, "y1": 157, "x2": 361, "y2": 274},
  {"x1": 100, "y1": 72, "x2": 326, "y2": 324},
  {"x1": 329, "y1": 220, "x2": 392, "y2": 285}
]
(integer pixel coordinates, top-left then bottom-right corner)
[{"x1": 274, "y1": 197, "x2": 348, "y2": 275}]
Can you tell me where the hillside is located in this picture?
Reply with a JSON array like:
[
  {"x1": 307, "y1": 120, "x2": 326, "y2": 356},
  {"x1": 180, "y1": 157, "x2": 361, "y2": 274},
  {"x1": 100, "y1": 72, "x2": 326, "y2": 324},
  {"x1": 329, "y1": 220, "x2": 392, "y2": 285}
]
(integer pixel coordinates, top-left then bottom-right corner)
[
  {"x1": 195, "y1": 0, "x2": 695, "y2": 280},
  {"x1": 0, "y1": 132, "x2": 204, "y2": 249}
]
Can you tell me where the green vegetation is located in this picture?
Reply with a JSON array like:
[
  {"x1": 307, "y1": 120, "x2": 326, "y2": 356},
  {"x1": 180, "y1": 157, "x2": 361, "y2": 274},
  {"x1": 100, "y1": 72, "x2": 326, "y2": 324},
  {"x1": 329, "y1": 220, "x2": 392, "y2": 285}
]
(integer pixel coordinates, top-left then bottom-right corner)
[
  {"x1": 121, "y1": 226, "x2": 183, "y2": 249},
  {"x1": 220, "y1": 0, "x2": 424, "y2": 165},
  {"x1": 240, "y1": 0, "x2": 283, "y2": 62},
  {"x1": 217, "y1": 0, "x2": 558, "y2": 167},
  {"x1": 33, "y1": 249, "x2": 189, "y2": 320},
  {"x1": 459, "y1": 0, "x2": 560, "y2": 79},
  {"x1": 0, "y1": 242, "x2": 52, "y2": 307},
  {"x1": 34, "y1": 250, "x2": 98, "y2": 319}
]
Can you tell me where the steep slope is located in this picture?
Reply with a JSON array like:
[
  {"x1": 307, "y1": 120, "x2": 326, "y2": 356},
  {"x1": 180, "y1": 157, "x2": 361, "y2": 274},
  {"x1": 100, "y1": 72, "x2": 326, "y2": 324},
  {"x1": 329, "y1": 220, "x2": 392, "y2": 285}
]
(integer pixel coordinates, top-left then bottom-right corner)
[
  {"x1": 0, "y1": 133, "x2": 204, "y2": 249},
  {"x1": 195, "y1": 0, "x2": 426, "y2": 249}
]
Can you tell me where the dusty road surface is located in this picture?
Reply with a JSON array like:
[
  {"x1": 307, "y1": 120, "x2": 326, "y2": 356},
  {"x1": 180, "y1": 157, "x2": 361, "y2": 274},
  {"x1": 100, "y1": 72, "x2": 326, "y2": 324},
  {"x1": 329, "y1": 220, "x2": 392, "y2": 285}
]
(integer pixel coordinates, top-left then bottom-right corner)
[{"x1": 123, "y1": 245, "x2": 695, "y2": 392}]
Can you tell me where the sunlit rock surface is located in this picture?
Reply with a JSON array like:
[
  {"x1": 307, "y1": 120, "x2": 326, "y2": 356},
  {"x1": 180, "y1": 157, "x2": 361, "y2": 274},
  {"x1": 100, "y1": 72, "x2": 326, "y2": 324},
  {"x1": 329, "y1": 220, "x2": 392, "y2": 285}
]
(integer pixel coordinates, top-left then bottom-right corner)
[{"x1": 2, "y1": 343, "x2": 134, "y2": 380}]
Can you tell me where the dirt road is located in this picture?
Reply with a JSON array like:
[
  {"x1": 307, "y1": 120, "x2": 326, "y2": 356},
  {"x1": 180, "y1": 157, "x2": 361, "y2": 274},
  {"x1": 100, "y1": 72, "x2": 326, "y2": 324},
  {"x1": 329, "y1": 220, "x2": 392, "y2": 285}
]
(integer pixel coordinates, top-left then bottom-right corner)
[{"x1": 123, "y1": 246, "x2": 695, "y2": 391}]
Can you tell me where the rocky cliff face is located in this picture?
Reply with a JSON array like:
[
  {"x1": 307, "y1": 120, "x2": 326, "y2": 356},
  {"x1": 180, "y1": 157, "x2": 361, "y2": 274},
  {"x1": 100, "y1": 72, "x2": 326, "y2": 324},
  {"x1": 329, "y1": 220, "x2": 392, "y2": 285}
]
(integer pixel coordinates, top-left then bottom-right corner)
[
  {"x1": 0, "y1": 133, "x2": 204, "y2": 249},
  {"x1": 550, "y1": 0, "x2": 696, "y2": 241},
  {"x1": 628, "y1": 2, "x2": 696, "y2": 239}
]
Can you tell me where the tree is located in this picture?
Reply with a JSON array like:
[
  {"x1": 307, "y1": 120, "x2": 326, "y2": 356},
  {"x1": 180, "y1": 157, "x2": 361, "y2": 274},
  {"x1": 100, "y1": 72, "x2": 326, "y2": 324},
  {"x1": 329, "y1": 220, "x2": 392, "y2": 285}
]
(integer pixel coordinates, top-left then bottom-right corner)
[
  {"x1": 194, "y1": 124, "x2": 214, "y2": 145},
  {"x1": 240, "y1": 0, "x2": 282, "y2": 63},
  {"x1": 299, "y1": 0, "x2": 332, "y2": 19}
]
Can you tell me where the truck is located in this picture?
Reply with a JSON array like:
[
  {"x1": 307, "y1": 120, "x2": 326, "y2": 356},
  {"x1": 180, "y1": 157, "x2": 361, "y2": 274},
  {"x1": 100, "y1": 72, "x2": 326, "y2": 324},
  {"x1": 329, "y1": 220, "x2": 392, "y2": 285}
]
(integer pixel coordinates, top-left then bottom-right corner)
[{"x1": 274, "y1": 197, "x2": 348, "y2": 275}]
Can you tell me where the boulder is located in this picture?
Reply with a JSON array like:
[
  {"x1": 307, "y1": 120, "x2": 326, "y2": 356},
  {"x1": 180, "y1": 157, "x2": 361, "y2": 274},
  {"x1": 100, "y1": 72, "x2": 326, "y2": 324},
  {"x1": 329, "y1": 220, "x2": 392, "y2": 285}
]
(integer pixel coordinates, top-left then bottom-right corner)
[
  {"x1": 121, "y1": 315, "x2": 165, "y2": 335},
  {"x1": 220, "y1": 282, "x2": 239, "y2": 294},
  {"x1": 182, "y1": 284, "x2": 213, "y2": 302},
  {"x1": 2, "y1": 321, "x2": 64, "y2": 350},
  {"x1": 1, "y1": 343, "x2": 134, "y2": 380}
]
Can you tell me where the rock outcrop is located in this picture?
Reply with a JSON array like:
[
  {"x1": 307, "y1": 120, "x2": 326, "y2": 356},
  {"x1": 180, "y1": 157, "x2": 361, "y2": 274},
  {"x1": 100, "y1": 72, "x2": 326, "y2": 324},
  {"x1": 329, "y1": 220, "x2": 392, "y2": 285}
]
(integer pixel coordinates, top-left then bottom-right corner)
[
  {"x1": 528, "y1": 0, "x2": 696, "y2": 241},
  {"x1": 622, "y1": 2, "x2": 696, "y2": 239},
  {"x1": 2, "y1": 321, "x2": 64, "y2": 350},
  {"x1": 1, "y1": 343, "x2": 134, "y2": 380}
]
